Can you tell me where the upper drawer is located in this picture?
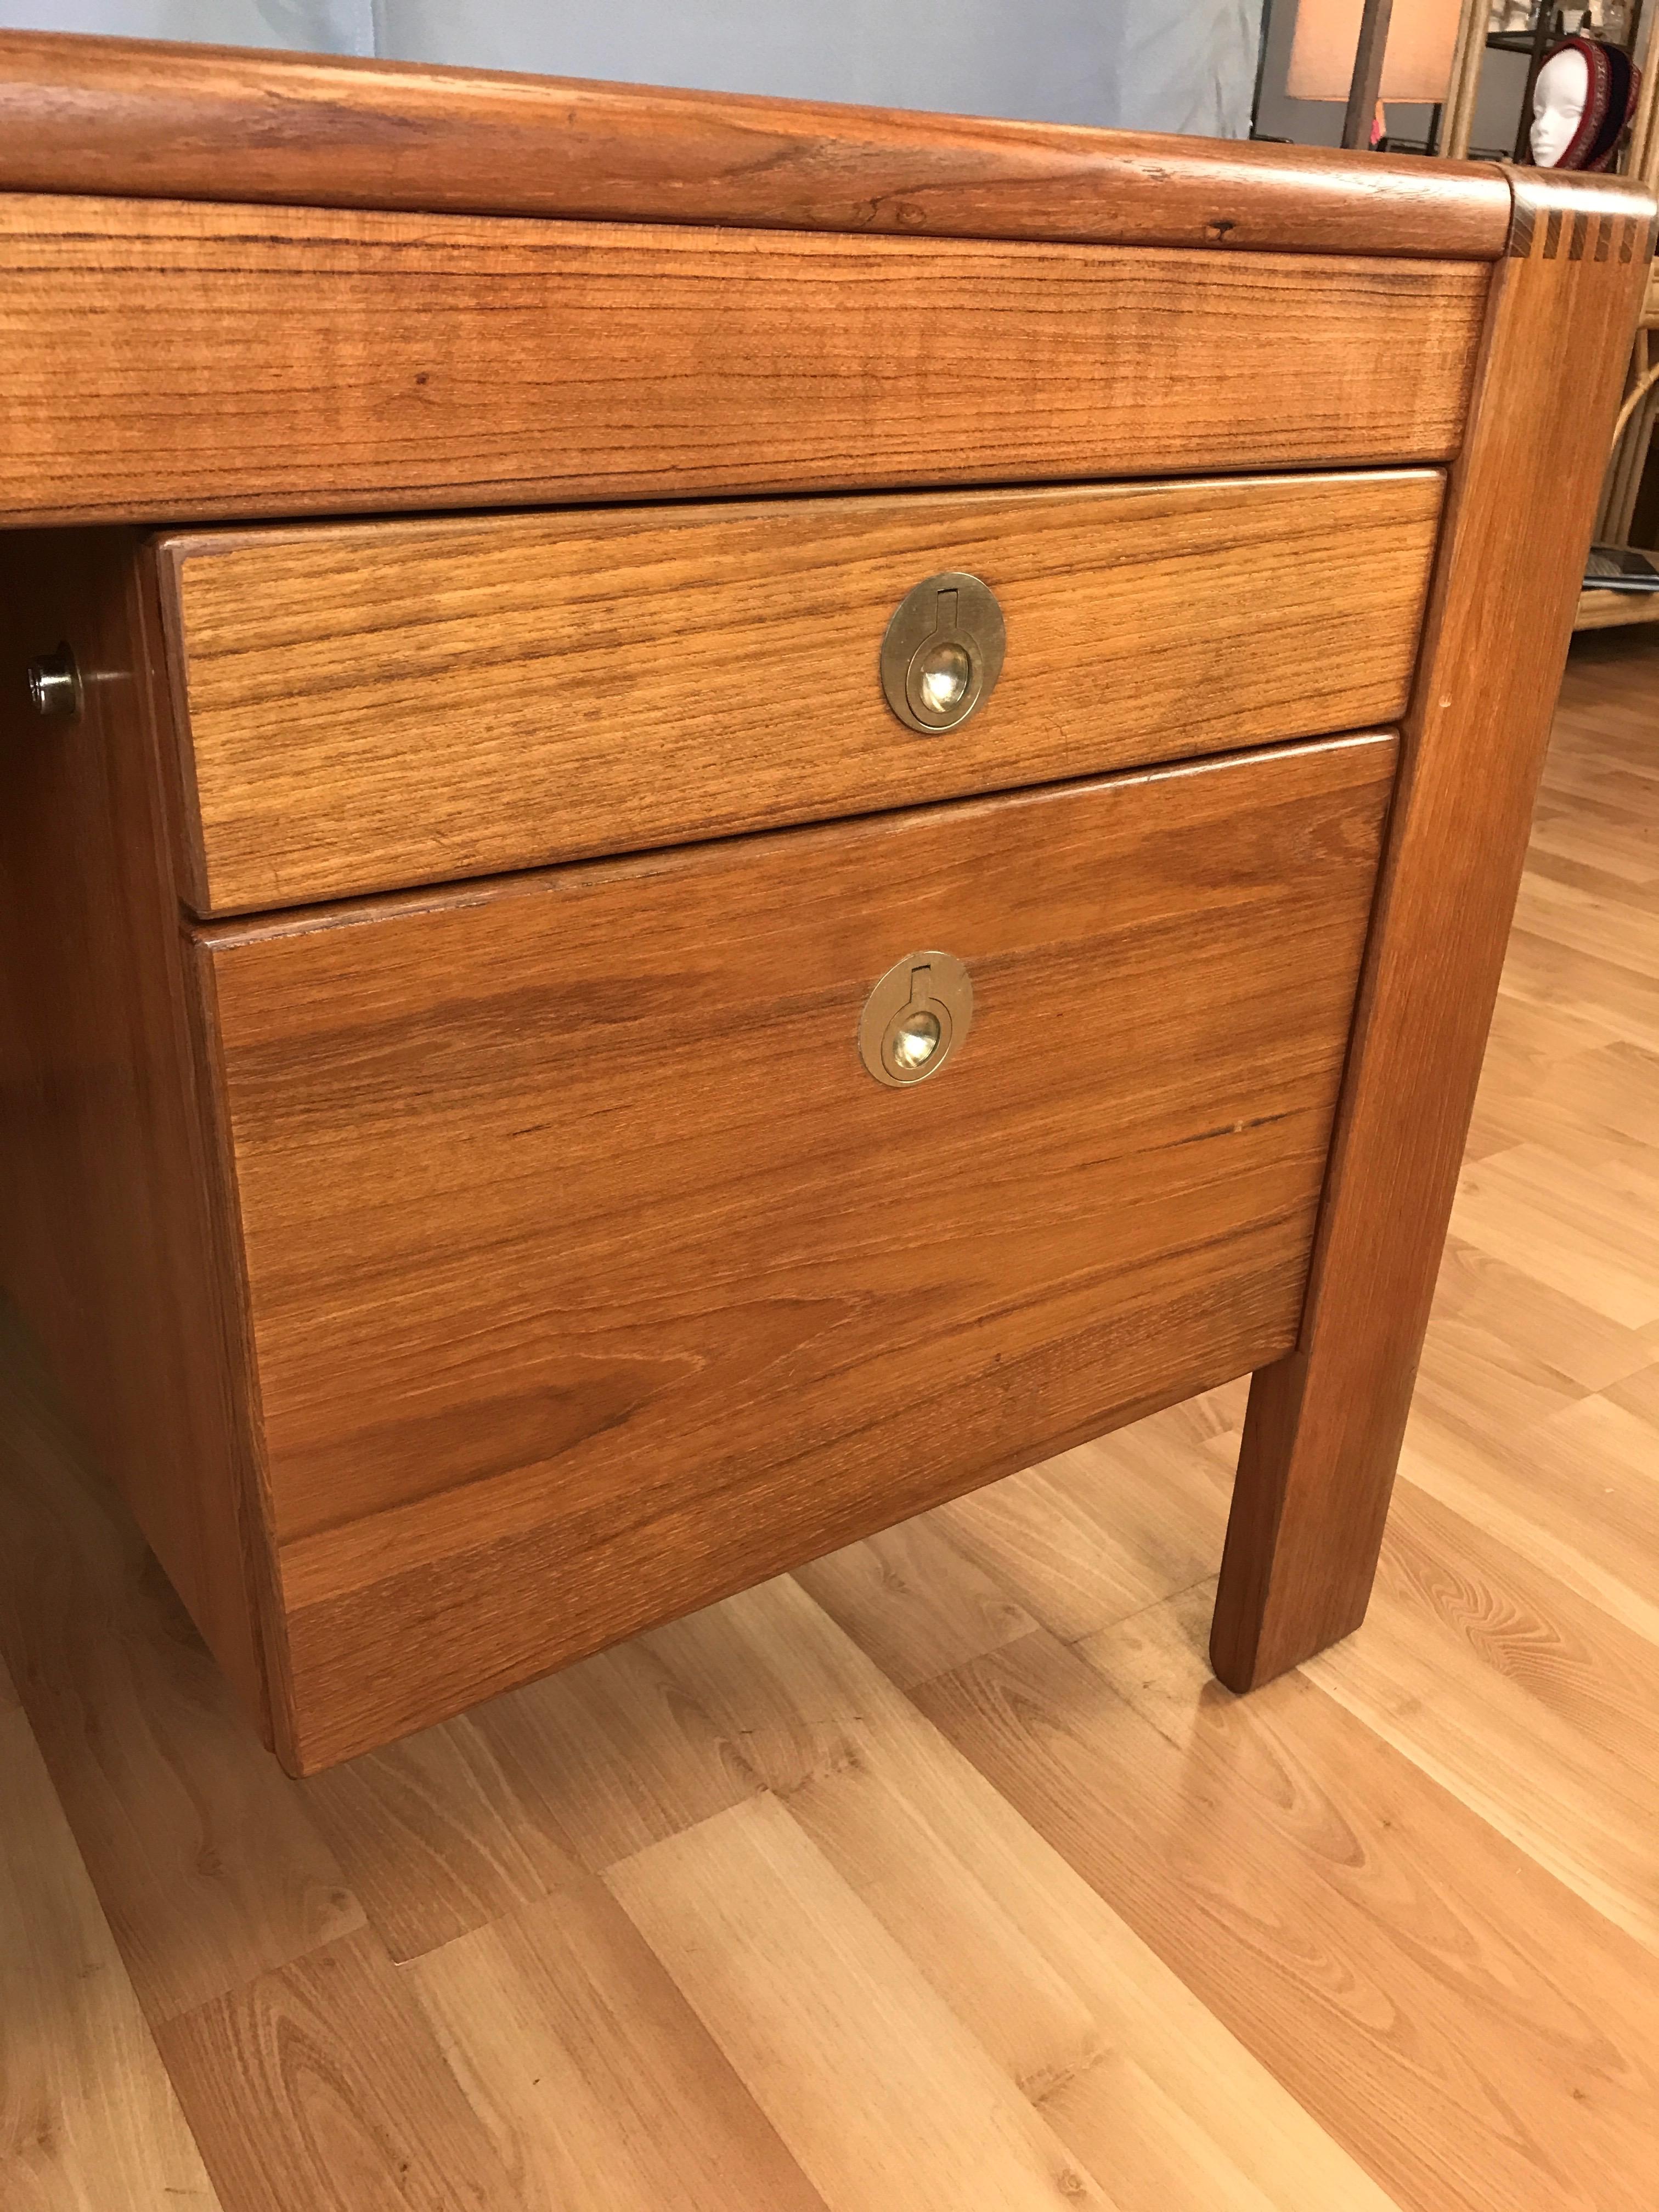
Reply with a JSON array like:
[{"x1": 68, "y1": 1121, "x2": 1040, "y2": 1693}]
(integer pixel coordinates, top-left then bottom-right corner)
[
  {"x1": 160, "y1": 471, "x2": 1439, "y2": 913},
  {"x1": 3, "y1": 200, "x2": 1484, "y2": 526}
]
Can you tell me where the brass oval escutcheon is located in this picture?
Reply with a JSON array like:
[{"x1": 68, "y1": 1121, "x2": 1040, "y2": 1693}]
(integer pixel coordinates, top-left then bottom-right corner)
[
  {"x1": 858, "y1": 951, "x2": 974, "y2": 1088},
  {"x1": 879, "y1": 572, "x2": 1005, "y2": 735}
]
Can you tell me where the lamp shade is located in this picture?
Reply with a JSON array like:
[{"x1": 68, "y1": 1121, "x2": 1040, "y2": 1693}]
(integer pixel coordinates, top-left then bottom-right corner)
[{"x1": 1287, "y1": 0, "x2": 1461, "y2": 102}]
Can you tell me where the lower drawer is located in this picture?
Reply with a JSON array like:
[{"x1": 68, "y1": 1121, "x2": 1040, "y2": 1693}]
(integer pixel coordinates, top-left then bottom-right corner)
[{"x1": 196, "y1": 732, "x2": 1395, "y2": 1770}]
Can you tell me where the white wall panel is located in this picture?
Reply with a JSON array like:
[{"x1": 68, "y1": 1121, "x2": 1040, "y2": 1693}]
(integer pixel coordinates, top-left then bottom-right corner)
[{"x1": 0, "y1": 0, "x2": 372, "y2": 49}]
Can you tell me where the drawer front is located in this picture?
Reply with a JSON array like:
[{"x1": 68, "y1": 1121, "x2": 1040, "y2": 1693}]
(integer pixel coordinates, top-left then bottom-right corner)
[
  {"x1": 198, "y1": 734, "x2": 1395, "y2": 1769},
  {"x1": 163, "y1": 472, "x2": 1437, "y2": 913},
  {"x1": 4, "y1": 197, "x2": 1484, "y2": 530}
]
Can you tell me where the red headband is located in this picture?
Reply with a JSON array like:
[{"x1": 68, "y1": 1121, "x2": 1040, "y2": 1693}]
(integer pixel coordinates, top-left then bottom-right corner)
[{"x1": 1542, "y1": 36, "x2": 1641, "y2": 173}]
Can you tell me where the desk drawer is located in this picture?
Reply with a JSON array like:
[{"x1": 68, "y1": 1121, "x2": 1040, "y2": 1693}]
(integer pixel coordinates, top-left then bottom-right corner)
[
  {"x1": 161, "y1": 472, "x2": 1437, "y2": 914},
  {"x1": 4, "y1": 199, "x2": 1486, "y2": 532},
  {"x1": 194, "y1": 732, "x2": 1395, "y2": 1769}
]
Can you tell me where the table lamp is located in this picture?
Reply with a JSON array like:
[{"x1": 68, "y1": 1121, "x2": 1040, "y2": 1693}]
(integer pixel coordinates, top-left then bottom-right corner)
[{"x1": 1288, "y1": 0, "x2": 1462, "y2": 146}]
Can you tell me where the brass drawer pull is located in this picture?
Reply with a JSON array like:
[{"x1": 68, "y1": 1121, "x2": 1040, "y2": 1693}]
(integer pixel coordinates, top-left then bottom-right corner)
[
  {"x1": 879, "y1": 572, "x2": 1005, "y2": 735},
  {"x1": 859, "y1": 951, "x2": 974, "y2": 1087}
]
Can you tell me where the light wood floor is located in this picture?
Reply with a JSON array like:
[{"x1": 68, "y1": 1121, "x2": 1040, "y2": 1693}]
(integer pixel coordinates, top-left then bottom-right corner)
[{"x1": 3, "y1": 632, "x2": 1657, "y2": 2212}]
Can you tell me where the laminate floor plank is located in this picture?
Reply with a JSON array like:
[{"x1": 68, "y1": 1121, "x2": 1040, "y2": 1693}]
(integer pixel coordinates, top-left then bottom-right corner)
[
  {"x1": 1537, "y1": 751, "x2": 1659, "y2": 805},
  {"x1": 1306, "y1": 1514, "x2": 1659, "y2": 1946},
  {"x1": 1497, "y1": 926, "x2": 1659, "y2": 1052},
  {"x1": 407, "y1": 1875, "x2": 831, "y2": 2212},
  {"x1": 1522, "y1": 797, "x2": 1659, "y2": 886},
  {"x1": 294, "y1": 1630, "x2": 764, "y2": 1965},
  {"x1": 1513, "y1": 870, "x2": 1659, "y2": 977},
  {"x1": 792, "y1": 1509, "x2": 1043, "y2": 1690},
  {"x1": 1605, "y1": 1358, "x2": 1659, "y2": 1426},
  {"x1": 1410, "y1": 1288, "x2": 1593, "y2": 1438},
  {"x1": 608, "y1": 1792, "x2": 1126, "y2": 2212},
  {"x1": 639, "y1": 1573, "x2": 921, "y2": 1796},
  {"x1": 1424, "y1": 1232, "x2": 1655, "y2": 1396},
  {"x1": 1513, "y1": 1037, "x2": 1659, "y2": 1155},
  {"x1": 693, "y1": 1586, "x2": 1398, "y2": 2212},
  {"x1": 912, "y1": 1613, "x2": 1659, "y2": 2212},
  {"x1": 1, "y1": 1672, "x2": 222, "y2": 2210},
  {"x1": 1399, "y1": 1409, "x2": 1659, "y2": 1651},
  {"x1": 653, "y1": 1576, "x2": 1390, "y2": 2204},
  {"x1": 1460, "y1": 1017, "x2": 1619, "y2": 1159},
  {"x1": 0, "y1": 1311, "x2": 363, "y2": 2027},
  {"x1": 922, "y1": 1389, "x2": 1242, "y2": 1643},
  {"x1": 467, "y1": 1634, "x2": 761, "y2": 1872},
  {"x1": 154, "y1": 1929, "x2": 523, "y2": 2212},
  {"x1": 292, "y1": 1713, "x2": 585, "y2": 1966},
  {"x1": 1450, "y1": 1142, "x2": 1659, "y2": 1325},
  {"x1": 1378, "y1": 1477, "x2": 1659, "y2": 1770}
]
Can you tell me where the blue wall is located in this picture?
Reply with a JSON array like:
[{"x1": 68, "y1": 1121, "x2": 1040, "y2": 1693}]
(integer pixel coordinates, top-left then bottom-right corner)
[{"x1": 0, "y1": 1, "x2": 1261, "y2": 136}]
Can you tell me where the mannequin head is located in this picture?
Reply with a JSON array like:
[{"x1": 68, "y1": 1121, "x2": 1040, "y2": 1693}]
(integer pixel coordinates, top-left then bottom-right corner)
[
  {"x1": 1532, "y1": 46, "x2": 1590, "y2": 167},
  {"x1": 1531, "y1": 37, "x2": 1641, "y2": 170}
]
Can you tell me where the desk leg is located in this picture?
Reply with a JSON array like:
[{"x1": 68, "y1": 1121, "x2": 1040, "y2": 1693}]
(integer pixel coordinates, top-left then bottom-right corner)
[
  {"x1": 1211, "y1": 1344, "x2": 1418, "y2": 1691},
  {"x1": 1209, "y1": 172, "x2": 1655, "y2": 1692}
]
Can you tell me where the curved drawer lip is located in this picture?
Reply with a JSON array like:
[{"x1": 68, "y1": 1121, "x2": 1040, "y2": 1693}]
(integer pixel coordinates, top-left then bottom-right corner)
[{"x1": 158, "y1": 470, "x2": 1441, "y2": 919}]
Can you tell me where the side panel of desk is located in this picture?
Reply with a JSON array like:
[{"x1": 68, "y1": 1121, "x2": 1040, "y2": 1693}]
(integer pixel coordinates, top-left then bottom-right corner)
[{"x1": 0, "y1": 529, "x2": 276, "y2": 1737}]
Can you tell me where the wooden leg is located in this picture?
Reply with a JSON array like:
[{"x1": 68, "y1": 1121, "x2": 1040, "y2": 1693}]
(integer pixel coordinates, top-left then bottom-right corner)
[
  {"x1": 1211, "y1": 1346, "x2": 1416, "y2": 1691},
  {"x1": 1210, "y1": 170, "x2": 1654, "y2": 1695}
]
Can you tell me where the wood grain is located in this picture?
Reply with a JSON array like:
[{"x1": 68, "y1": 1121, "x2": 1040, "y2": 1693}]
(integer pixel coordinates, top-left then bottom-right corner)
[
  {"x1": 162, "y1": 472, "x2": 1442, "y2": 913},
  {"x1": 0, "y1": 529, "x2": 273, "y2": 1730},
  {"x1": 297, "y1": 1635, "x2": 757, "y2": 1963},
  {"x1": 1306, "y1": 1486, "x2": 1659, "y2": 1952},
  {"x1": 0, "y1": 195, "x2": 1487, "y2": 529},
  {"x1": 1403, "y1": 1415, "x2": 1659, "y2": 1655},
  {"x1": 408, "y1": 1877, "x2": 832, "y2": 2212},
  {"x1": 466, "y1": 1645, "x2": 761, "y2": 1878},
  {"x1": 928, "y1": 1396, "x2": 1241, "y2": 1644},
  {"x1": 913, "y1": 1615, "x2": 1659, "y2": 2212},
  {"x1": 193, "y1": 735, "x2": 1395, "y2": 1769},
  {"x1": 791, "y1": 1509, "x2": 1043, "y2": 1691},
  {"x1": 0, "y1": 29, "x2": 1513, "y2": 259},
  {"x1": 0, "y1": 1687, "x2": 221, "y2": 2210},
  {"x1": 1211, "y1": 169, "x2": 1657, "y2": 1691},
  {"x1": 608, "y1": 1793, "x2": 1121, "y2": 2212},
  {"x1": 153, "y1": 1929, "x2": 522, "y2": 2212},
  {"x1": 1575, "y1": 584, "x2": 1659, "y2": 630},
  {"x1": 631, "y1": 1575, "x2": 1399, "y2": 2212},
  {"x1": 291, "y1": 1714, "x2": 585, "y2": 1967},
  {"x1": 0, "y1": 1305, "x2": 364, "y2": 2029}
]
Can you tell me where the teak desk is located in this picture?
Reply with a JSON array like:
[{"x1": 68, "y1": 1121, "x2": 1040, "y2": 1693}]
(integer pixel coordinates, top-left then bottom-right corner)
[{"x1": 0, "y1": 33, "x2": 1650, "y2": 1773}]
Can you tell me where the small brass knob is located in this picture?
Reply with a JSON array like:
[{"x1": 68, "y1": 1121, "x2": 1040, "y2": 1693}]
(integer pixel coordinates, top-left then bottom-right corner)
[
  {"x1": 859, "y1": 952, "x2": 974, "y2": 1088},
  {"x1": 879, "y1": 573, "x2": 1005, "y2": 735},
  {"x1": 28, "y1": 645, "x2": 82, "y2": 719}
]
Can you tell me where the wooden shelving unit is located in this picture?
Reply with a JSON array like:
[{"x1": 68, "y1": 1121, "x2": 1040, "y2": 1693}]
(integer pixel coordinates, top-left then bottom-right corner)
[
  {"x1": 1443, "y1": 5, "x2": 1659, "y2": 626},
  {"x1": 1574, "y1": 586, "x2": 1659, "y2": 624},
  {"x1": 1486, "y1": 7, "x2": 1644, "y2": 160}
]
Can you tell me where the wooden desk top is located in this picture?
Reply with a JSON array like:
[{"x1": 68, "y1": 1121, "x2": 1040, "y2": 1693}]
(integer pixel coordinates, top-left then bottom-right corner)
[{"x1": 0, "y1": 26, "x2": 1513, "y2": 258}]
